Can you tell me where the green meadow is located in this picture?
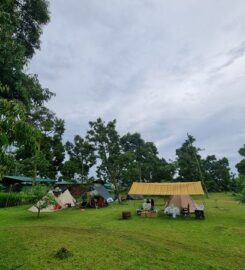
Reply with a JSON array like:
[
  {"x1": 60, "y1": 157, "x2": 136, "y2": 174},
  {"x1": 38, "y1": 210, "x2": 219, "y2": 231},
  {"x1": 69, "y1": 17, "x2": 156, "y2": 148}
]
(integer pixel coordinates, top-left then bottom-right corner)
[{"x1": 0, "y1": 193, "x2": 244, "y2": 270}]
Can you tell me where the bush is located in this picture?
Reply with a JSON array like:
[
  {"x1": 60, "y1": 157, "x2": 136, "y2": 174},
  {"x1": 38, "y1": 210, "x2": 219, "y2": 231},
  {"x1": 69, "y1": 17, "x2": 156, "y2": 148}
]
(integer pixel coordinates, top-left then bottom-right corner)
[
  {"x1": 233, "y1": 176, "x2": 245, "y2": 203},
  {"x1": 0, "y1": 190, "x2": 34, "y2": 208},
  {"x1": 235, "y1": 189, "x2": 245, "y2": 203},
  {"x1": 54, "y1": 247, "x2": 73, "y2": 260}
]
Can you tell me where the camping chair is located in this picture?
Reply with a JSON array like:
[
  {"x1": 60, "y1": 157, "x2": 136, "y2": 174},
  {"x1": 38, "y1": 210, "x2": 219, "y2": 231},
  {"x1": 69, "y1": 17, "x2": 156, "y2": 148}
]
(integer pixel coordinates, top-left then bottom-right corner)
[
  {"x1": 195, "y1": 209, "x2": 205, "y2": 219},
  {"x1": 181, "y1": 207, "x2": 190, "y2": 217}
]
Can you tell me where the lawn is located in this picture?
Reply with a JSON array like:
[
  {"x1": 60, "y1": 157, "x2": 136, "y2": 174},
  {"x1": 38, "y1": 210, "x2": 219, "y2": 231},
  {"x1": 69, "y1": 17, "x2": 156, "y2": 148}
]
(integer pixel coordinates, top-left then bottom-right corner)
[{"x1": 0, "y1": 193, "x2": 244, "y2": 270}]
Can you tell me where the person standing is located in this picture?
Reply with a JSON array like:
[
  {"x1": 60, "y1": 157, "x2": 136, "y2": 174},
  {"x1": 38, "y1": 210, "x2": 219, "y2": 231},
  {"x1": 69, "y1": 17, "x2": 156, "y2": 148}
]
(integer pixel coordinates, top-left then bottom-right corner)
[{"x1": 150, "y1": 199, "x2": 155, "y2": 210}]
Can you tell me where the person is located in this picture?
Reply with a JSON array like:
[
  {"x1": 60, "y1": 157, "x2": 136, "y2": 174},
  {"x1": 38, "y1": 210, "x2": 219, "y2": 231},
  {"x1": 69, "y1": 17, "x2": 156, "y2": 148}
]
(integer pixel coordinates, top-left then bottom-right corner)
[
  {"x1": 144, "y1": 199, "x2": 151, "y2": 211},
  {"x1": 172, "y1": 204, "x2": 177, "y2": 218},
  {"x1": 150, "y1": 199, "x2": 155, "y2": 210},
  {"x1": 142, "y1": 199, "x2": 148, "y2": 210}
]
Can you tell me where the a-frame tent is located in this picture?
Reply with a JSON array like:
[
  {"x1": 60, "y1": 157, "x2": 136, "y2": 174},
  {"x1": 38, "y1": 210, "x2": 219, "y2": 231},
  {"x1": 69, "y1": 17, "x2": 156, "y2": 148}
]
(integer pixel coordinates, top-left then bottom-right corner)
[{"x1": 29, "y1": 189, "x2": 76, "y2": 213}]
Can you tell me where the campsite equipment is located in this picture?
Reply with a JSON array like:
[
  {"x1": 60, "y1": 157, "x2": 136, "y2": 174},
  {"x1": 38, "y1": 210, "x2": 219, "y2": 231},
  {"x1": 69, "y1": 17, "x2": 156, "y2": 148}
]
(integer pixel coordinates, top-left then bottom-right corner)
[
  {"x1": 122, "y1": 211, "x2": 131, "y2": 219},
  {"x1": 195, "y1": 209, "x2": 205, "y2": 219},
  {"x1": 128, "y1": 181, "x2": 205, "y2": 218},
  {"x1": 128, "y1": 181, "x2": 204, "y2": 196},
  {"x1": 29, "y1": 189, "x2": 76, "y2": 213},
  {"x1": 93, "y1": 185, "x2": 113, "y2": 203},
  {"x1": 140, "y1": 211, "x2": 158, "y2": 218},
  {"x1": 167, "y1": 195, "x2": 196, "y2": 213}
]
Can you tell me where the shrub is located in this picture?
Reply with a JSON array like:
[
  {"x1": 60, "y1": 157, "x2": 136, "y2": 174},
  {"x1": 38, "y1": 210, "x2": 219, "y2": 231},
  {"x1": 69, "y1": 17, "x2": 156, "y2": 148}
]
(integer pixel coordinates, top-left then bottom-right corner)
[
  {"x1": 54, "y1": 247, "x2": 73, "y2": 260},
  {"x1": 0, "y1": 192, "x2": 29, "y2": 207},
  {"x1": 27, "y1": 186, "x2": 56, "y2": 217}
]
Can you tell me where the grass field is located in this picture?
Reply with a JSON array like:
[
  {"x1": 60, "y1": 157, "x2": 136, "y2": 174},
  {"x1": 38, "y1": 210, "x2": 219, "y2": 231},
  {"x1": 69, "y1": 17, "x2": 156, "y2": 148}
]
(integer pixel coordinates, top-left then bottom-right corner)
[{"x1": 0, "y1": 193, "x2": 244, "y2": 270}]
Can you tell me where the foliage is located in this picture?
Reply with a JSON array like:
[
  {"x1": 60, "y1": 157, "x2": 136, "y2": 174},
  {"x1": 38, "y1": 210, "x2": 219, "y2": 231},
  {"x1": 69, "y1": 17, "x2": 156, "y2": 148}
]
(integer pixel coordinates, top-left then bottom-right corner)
[
  {"x1": 87, "y1": 118, "x2": 132, "y2": 199},
  {"x1": 235, "y1": 190, "x2": 245, "y2": 203},
  {"x1": 62, "y1": 135, "x2": 96, "y2": 181},
  {"x1": 0, "y1": 0, "x2": 64, "y2": 180},
  {"x1": 232, "y1": 175, "x2": 245, "y2": 203},
  {"x1": 235, "y1": 144, "x2": 245, "y2": 176},
  {"x1": 1, "y1": 0, "x2": 50, "y2": 60},
  {"x1": 176, "y1": 134, "x2": 203, "y2": 181},
  {"x1": 54, "y1": 247, "x2": 73, "y2": 260},
  {"x1": 203, "y1": 155, "x2": 233, "y2": 192},
  {"x1": 120, "y1": 132, "x2": 176, "y2": 182},
  {"x1": 16, "y1": 108, "x2": 65, "y2": 178},
  {"x1": 27, "y1": 185, "x2": 56, "y2": 217},
  {"x1": 0, "y1": 191, "x2": 33, "y2": 207}
]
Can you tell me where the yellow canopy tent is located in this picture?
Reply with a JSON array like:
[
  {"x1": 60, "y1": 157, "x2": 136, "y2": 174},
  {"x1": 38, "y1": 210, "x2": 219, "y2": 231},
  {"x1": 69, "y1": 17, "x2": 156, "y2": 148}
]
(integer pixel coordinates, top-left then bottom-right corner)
[{"x1": 128, "y1": 181, "x2": 204, "y2": 195}]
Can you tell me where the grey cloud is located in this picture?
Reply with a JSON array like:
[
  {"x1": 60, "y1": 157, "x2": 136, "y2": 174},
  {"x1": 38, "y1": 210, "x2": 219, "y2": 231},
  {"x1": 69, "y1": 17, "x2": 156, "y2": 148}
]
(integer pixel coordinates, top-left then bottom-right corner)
[{"x1": 29, "y1": 0, "x2": 245, "y2": 174}]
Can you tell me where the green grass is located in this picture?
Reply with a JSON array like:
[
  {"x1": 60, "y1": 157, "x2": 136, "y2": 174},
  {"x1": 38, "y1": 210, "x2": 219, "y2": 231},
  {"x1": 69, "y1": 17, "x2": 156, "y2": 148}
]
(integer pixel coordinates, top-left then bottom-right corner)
[{"x1": 0, "y1": 193, "x2": 244, "y2": 270}]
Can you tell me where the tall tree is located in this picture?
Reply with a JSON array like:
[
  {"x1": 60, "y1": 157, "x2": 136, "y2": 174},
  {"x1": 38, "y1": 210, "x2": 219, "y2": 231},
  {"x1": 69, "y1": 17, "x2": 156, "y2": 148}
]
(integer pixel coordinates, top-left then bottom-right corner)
[
  {"x1": 236, "y1": 145, "x2": 245, "y2": 176},
  {"x1": 120, "y1": 133, "x2": 175, "y2": 182},
  {"x1": 176, "y1": 134, "x2": 203, "y2": 181},
  {"x1": 87, "y1": 118, "x2": 132, "y2": 200},
  {"x1": 62, "y1": 135, "x2": 96, "y2": 182},
  {"x1": 15, "y1": 108, "x2": 65, "y2": 178},
  {"x1": 0, "y1": 1, "x2": 64, "y2": 181},
  {"x1": 176, "y1": 134, "x2": 208, "y2": 196},
  {"x1": 151, "y1": 158, "x2": 176, "y2": 181},
  {"x1": 203, "y1": 155, "x2": 232, "y2": 192}
]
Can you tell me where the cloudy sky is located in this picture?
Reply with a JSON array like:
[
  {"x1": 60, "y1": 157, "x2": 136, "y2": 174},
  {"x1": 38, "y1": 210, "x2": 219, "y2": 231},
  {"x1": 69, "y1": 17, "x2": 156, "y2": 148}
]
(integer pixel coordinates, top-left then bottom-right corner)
[{"x1": 29, "y1": 0, "x2": 245, "y2": 173}]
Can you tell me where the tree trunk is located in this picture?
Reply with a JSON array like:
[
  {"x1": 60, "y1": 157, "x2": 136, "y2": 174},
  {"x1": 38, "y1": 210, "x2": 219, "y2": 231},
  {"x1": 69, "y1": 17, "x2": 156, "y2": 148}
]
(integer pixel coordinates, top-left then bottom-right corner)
[
  {"x1": 112, "y1": 178, "x2": 121, "y2": 204},
  {"x1": 37, "y1": 208, "x2": 40, "y2": 218}
]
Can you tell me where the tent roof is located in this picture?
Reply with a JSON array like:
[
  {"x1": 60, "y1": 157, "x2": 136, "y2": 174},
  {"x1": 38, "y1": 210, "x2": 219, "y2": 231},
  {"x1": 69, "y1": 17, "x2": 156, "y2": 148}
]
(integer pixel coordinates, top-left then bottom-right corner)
[
  {"x1": 94, "y1": 185, "x2": 112, "y2": 200},
  {"x1": 3, "y1": 175, "x2": 55, "y2": 184},
  {"x1": 128, "y1": 181, "x2": 204, "y2": 195}
]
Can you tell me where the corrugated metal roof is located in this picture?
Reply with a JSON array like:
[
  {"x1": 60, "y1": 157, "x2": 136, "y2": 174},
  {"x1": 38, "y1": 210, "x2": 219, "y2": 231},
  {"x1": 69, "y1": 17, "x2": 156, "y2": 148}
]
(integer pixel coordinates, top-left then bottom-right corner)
[
  {"x1": 4, "y1": 176, "x2": 56, "y2": 183},
  {"x1": 128, "y1": 181, "x2": 204, "y2": 195}
]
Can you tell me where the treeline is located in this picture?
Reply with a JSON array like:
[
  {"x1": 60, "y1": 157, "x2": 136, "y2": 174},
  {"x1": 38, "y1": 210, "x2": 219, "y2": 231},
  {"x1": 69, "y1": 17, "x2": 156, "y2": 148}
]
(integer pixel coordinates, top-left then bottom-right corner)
[{"x1": 1, "y1": 1, "x2": 245, "y2": 197}]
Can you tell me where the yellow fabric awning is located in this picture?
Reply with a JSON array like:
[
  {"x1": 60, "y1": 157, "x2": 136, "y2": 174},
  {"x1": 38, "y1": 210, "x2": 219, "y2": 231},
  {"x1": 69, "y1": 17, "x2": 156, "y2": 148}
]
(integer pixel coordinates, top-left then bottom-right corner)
[{"x1": 128, "y1": 181, "x2": 204, "y2": 195}]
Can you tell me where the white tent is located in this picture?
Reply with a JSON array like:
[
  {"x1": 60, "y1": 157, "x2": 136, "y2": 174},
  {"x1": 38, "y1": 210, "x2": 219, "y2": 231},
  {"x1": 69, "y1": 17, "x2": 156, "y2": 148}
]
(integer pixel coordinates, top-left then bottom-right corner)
[
  {"x1": 59, "y1": 189, "x2": 76, "y2": 207},
  {"x1": 29, "y1": 189, "x2": 76, "y2": 213}
]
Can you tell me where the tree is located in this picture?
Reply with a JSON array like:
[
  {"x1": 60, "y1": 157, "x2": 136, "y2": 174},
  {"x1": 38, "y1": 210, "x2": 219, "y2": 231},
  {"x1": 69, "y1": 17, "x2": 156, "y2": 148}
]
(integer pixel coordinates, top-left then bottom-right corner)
[
  {"x1": 28, "y1": 185, "x2": 56, "y2": 217},
  {"x1": 1, "y1": 0, "x2": 50, "y2": 60},
  {"x1": 120, "y1": 132, "x2": 176, "y2": 182},
  {"x1": 87, "y1": 118, "x2": 131, "y2": 200},
  {"x1": 176, "y1": 134, "x2": 208, "y2": 196},
  {"x1": 0, "y1": 98, "x2": 41, "y2": 179},
  {"x1": 176, "y1": 134, "x2": 203, "y2": 181},
  {"x1": 236, "y1": 145, "x2": 245, "y2": 176},
  {"x1": 151, "y1": 158, "x2": 176, "y2": 181},
  {"x1": 13, "y1": 106, "x2": 65, "y2": 179},
  {"x1": 203, "y1": 155, "x2": 232, "y2": 192},
  {"x1": 0, "y1": 0, "x2": 58, "y2": 181},
  {"x1": 62, "y1": 135, "x2": 96, "y2": 181}
]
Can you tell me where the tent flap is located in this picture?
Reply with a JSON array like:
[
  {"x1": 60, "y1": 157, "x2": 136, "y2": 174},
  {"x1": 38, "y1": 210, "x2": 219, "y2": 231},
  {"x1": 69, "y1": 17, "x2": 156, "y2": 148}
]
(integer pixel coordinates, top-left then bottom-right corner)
[{"x1": 128, "y1": 181, "x2": 204, "y2": 195}]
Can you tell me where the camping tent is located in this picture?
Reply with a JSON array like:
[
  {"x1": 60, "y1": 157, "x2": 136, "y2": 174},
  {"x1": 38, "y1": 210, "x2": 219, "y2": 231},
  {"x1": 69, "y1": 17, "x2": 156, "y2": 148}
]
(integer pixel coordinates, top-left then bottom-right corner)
[
  {"x1": 166, "y1": 195, "x2": 197, "y2": 213},
  {"x1": 93, "y1": 185, "x2": 114, "y2": 203},
  {"x1": 29, "y1": 189, "x2": 76, "y2": 213},
  {"x1": 128, "y1": 181, "x2": 204, "y2": 215}
]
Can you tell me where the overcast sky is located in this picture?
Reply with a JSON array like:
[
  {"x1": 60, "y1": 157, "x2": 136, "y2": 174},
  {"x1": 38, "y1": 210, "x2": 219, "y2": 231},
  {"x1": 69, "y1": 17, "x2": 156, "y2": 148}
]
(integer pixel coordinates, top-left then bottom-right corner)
[{"x1": 29, "y1": 0, "x2": 245, "y2": 173}]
